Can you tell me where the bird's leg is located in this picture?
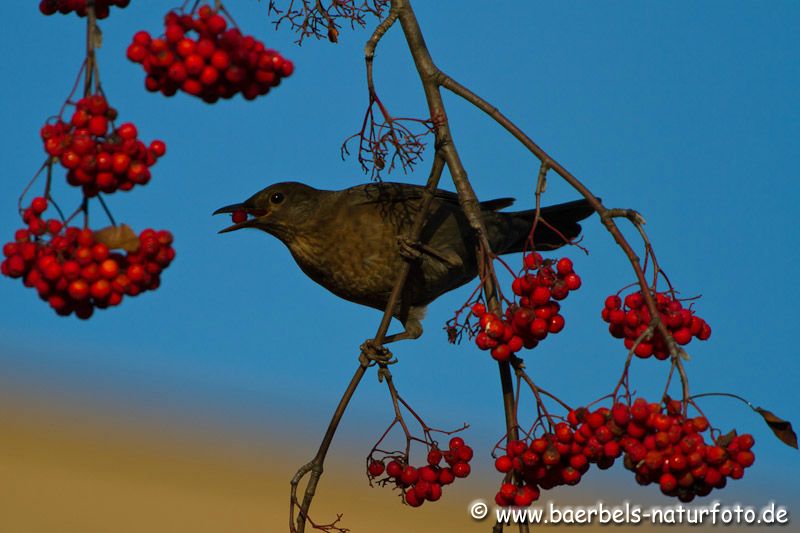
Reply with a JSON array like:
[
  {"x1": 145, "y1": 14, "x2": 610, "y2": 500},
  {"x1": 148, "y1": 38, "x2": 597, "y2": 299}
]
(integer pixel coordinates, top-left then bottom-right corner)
[
  {"x1": 382, "y1": 316, "x2": 423, "y2": 344},
  {"x1": 382, "y1": 305, "x2": 425, "y2": 344},
  {"x1": 360, "y1": 307, "x2": 424, "y2": 366},
  {"x1": 396, "y1": 236, "x2": 462, "y2": 268}
]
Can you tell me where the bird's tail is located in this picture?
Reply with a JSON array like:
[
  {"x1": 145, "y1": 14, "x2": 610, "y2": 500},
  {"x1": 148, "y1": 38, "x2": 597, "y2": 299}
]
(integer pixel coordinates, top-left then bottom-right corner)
[{"x1": 498, "y1": 199, "x2": 596, "y2": 254}]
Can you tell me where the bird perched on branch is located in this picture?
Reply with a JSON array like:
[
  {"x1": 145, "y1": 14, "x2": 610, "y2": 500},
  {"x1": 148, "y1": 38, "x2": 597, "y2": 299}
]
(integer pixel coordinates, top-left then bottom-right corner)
[{"x1": 214, "y1": 181, "x2": 594, "y2": 343}]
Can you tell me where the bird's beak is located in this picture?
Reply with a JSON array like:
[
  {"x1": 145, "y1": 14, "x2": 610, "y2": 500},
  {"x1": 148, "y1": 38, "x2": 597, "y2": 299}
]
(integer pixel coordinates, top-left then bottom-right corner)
[{"x1": 213, "y1": 202, "x2": 266, "y2": 234}]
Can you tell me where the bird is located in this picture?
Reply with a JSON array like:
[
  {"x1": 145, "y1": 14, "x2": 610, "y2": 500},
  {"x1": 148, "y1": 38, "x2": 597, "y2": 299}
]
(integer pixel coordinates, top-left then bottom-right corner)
[{"x1": 214, "y1": 181, "x2": 595, "y2": 344}]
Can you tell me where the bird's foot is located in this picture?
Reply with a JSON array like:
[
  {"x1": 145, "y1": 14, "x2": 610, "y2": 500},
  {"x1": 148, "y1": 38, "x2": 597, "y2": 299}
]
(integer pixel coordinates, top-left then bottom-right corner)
[
  {"x1": 396, "y1": 236, "x2": 423, "y2": 261},
  {"x1": 360, "y1": 339, "x2": 397, "y2": 366},
  {"x1": 397, "y1": 236, "x2": 461, "y2": 268}
]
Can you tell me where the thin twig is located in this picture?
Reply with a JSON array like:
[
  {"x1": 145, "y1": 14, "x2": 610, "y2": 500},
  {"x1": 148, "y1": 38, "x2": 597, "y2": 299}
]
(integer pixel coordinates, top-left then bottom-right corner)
[{"x1": 290, "y1": 154, "x2": 446, "y2": 532}]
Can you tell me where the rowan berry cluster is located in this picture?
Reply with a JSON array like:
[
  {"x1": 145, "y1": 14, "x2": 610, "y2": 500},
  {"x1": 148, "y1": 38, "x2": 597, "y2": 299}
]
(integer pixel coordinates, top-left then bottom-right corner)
[
  {"x1": 602, "y1": 291, "x2": 711, "y2": 359},
  {"x1": 1, "y1": 198, "x2": 175, "y2": 319},
  {"x1": 367, "y1": 437, "x2": 473, "y2": 508},
  {"x1": 40, "y1": 94, "x2": 166, "y2": 197},
  {"x1": 616, "y1": 398, "x2": 754, "y2": 501},
  {"x1": 493, "y1": 404, "x2": 622, "y2": 507},
  {"x1": 38, "y1": 0, "x2": 129, "y2": 19},
  {"x1": 472, "y1": 254, "x2": 580, "y2": 362},
  {"x1": 127, "y1": 5, "x2": 294, "y2": 103},
  {"x1": 492, "y1": 398, "x2": 754, "y2": 505}
]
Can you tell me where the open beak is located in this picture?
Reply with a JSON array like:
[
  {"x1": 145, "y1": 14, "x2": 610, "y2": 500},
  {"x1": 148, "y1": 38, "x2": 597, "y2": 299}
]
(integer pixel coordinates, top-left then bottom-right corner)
[{"x1": 213, "y1": 202, "x2": 265, "y2": 234}]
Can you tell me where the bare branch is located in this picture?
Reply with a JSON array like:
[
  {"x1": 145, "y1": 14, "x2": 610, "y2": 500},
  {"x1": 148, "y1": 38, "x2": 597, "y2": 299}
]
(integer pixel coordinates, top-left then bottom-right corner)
[
  {"x1": 268, "y1": 0, "x2": 389, "y2": 44},
  {"x1": 290, "y1": 154, "x2": 446, "y2": 532}
]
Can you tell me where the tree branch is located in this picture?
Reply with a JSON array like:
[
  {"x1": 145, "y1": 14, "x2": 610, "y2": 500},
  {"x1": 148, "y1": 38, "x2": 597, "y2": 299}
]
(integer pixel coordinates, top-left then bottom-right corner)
[
  {"x1": 291, "y1": 154, "x2": 446, "y2": 532},
  {"x1": 439, "y1": 72, "x2": 687, "y2": 386},
  {"x1": 391, "y1": 2, "x2": 526, "y2": 531}
]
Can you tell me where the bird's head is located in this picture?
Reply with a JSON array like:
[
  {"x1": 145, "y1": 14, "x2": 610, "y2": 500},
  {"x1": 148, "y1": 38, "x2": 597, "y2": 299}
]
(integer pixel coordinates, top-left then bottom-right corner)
[{"x1": 213, "y1": 182, "x2": 320, "y2": 241}]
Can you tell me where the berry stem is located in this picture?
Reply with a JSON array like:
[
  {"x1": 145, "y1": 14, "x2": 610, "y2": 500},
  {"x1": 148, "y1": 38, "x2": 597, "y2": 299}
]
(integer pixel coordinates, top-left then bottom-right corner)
[
  {"x1": 17, "y1": 160, "x2": 49, "y2": 214},
  {"x1": 510, "y1": 360, "x2": 557, "y2": 429},
  {"x1": 689, "y1": 392, "x2": 755, "y2": 409},
  {"x1": 84, "y1": 0, "x2": 100, "y2": 97},
  {"x1": 96, "y1": 194, "x2": 117, "y2": 227}
]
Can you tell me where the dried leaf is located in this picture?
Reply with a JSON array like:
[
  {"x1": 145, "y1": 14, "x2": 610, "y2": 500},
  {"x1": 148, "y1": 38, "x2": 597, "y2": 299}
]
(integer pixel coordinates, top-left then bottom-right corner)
[
  {"x1": 327, "y1": 25, "x2": 339, "y2": 43},
  {"x1": 94, "y1": 224, "x2": 139, "y2": 252},
  {"x1": 755, "y1": 408, "x2": 798, "y2": 449},
  {"x1": 715, "y1": 429, "x2": 738, "y2": 448}
]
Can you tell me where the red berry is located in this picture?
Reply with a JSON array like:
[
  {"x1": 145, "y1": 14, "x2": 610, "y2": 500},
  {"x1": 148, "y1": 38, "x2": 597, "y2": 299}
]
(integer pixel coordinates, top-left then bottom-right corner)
[
  {"x1": 367, "y1": 460, "x2": 385, "y2": 477},
  {"x1": 418, "y1": 466, "x2": 438, "y2": 483},
  {"x1": 564, "y1": 273, "x2": 582, "y2": 290},
  {"x1": 491, "y1": 344, "x2": 511, "y2": 362},
  {"x1": 452, "y1": 462, "x2": 471, "y2": 478},
  {"x1": 68, "y1": 279, "x2": 90, "y2": 300},
  {"x1": 556, "y1": 257, "x2": 573, "y2": 276},
  {"x1": 449, "y1": 437, "x2": 465, "y2": 450},
  {"x1": 457, "y1": 445, "x2": 474, "y2": 462},
  {"x1": 404, "y1": 488, "x2": 423, "y2": 507},
  {"x1": 438, "y1": 467, "x2": 455, "y2": 485},
  {"x1": 90, "y1": 279, "x2": 112, "y2": 300},
  {"x1": 117, "y1": 122, "x2": 138, "y2": 140},
  {"x1": 612, "y1": 404, "x2": 630, "y2": 426},
  {"x1": 427, "y1": 448, "x2": 442, "y2": 466},
  {"x1": 400, "y1": 466, "x2": 418, "y2": 485},
  {"x1": 231, "y1": 210, "x2": 247, "y2": 224},
  {"x1": 88, "y1": 115, "x2": 108, "y2": 136},
  {"x1": 548, "y1": 314, "x2": 565, "y2": 333},
  {"x1": 494, "y1": 455, "x2": 513, "y2": 473},
  {"x1": 150, "y1": 140, "x2": 167, "y2": 157},
  {"x1": 31, "y1": 197, "x2": 48, "y2": 214},
  {"x1": 530, "y1": 318, "x2": 548, "y2": 339},
  {"x1": 207, "y1": 14, "x2": 227, "y2": 34},
  {"x1": 427, "y1": 482, "x2": 442, "y2": 501},
  {"x1": 625, "y1": 292, "x2": 644, "y2": 309},
  {"x1": 385, "y1": 460, "x2": 403, "y2": 478},
  {"x1": 523, "y1": 252, "x2": 542, "y2": 269},
  {"x1": 531, "y1": 285, "x2": 551, "y2": 306},
  {"x1": 736, "y1": 450, "x2": 755, "y2": 468},
  {"x1": 737, "y1": 434, "x2": 755, "y2": 450},
  {"x1": 659, "y1": 473, "x2": 677, "y2": 493}
]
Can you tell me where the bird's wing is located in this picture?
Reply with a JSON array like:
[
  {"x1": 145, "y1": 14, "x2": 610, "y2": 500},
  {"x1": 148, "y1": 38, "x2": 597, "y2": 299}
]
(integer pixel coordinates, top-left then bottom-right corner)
[{"x1": 346, "y1": 182, "x2": 515, "y2": 211}]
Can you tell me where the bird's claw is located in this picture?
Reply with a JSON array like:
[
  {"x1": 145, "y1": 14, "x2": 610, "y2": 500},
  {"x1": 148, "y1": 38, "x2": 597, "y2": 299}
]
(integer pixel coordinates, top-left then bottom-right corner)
[
  {"x1": 397, "y1": 236, "x2": 423, "y2": 261},
  {"x1": 360, "y1": 339, "x2": 397, "y2": 368},
  {"x1": 397, "y1": 236, "x2": 461, "y2": 268}
]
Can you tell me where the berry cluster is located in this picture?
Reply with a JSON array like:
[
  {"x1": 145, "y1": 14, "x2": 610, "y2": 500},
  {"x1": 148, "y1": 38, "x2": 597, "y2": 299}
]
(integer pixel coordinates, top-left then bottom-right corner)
[
  {"x1": 39, "y1": 0, "x2": 129, "y2": 18},
  {"x1": 602, "y1": 291, "x2": 712, "y2": 359},
  {"x1": 493, "y1": 404, "x2": 623, "y2": 507},
  {"x1": 492, "y1": 399, "x2": 754, "y2": 505},
  {"x1": 1, "y1": 198, "x2": 175, "y2": 319},
  {"x1": 41, "y1": 94, "x2": 166, "y2": 197},
  {"x1": 615, "y1": 398, "x2": 754, "y2": 501},
  {"x1": 127, "y1": 5, "x2": 294, "y2": 103},
  {"x1": 473, "y1": 254, "x2": 581, "y2": 362},
  {"x1": 367, "y1": 437, "x2": 473, "y2": 508}
]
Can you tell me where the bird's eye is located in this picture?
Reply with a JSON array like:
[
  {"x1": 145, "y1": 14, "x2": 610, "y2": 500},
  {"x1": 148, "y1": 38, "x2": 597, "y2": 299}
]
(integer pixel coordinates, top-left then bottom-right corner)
[{"x1": 270, "y1": 192, "x2": 284, "y2": 204}]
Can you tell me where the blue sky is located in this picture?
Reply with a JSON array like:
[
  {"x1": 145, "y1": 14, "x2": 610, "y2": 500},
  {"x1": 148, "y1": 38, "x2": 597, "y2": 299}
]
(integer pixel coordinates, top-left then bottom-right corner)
[{"x1": 1, "y1": 1, "x2": 798, "y2": 503}]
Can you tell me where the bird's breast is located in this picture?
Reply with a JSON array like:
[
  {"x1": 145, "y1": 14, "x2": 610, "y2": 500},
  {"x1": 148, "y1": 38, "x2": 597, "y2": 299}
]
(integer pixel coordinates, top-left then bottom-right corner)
[{"x1": 286, "y1": 225, "x2": 402, "y2": 310}]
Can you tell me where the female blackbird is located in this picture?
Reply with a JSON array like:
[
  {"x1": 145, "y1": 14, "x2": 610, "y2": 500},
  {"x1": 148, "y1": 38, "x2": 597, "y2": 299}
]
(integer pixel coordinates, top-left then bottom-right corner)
[{"x1": 215, "y1": 181, "x2": 594, "y2": 342}]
